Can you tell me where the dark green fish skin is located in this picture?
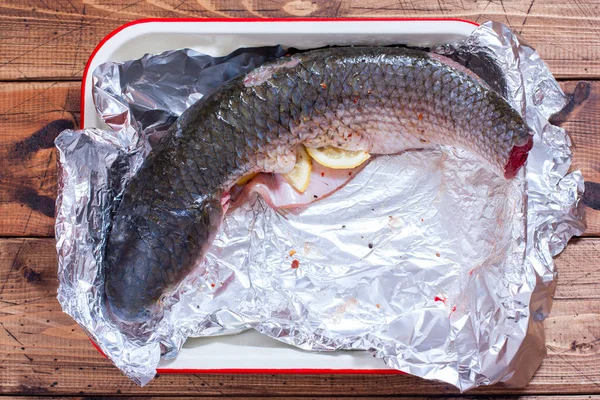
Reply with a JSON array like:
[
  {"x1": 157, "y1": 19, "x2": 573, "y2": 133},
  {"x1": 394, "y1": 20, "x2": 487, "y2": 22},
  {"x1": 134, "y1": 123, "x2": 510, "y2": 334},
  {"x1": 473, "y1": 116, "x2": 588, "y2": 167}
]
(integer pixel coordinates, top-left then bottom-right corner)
[{"x1": 104, "y1": 47, "x2": 532, "y2": 323}]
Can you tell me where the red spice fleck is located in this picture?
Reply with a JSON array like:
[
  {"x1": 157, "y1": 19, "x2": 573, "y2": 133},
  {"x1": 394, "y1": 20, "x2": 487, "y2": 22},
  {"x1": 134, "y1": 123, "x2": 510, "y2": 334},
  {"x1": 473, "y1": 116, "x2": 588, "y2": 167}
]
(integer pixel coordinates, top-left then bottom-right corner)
[
  {"x1": 434, "y1": 296, "x2": 446, "y2": 303},
  {"x1": 321, "y1": 172, "x2": 325, "y2": 177},
  {"x1": 375, "y1": 303, "x2": 381, "y2": 309},
  {"x1": 348, "y1": 133, "x2": 352, "y2": 137},
  {"x1": 348, "y1": 171, "x2": 352, "y2": 176},
  {"x1": 435, "y1": 252, "x2": 440, "y2": 257},
  {"x1": 291, "y1": 259, "x2": 300, "y2": 269},
  {"x1": 210, "y1": 283, "x2": 216, "y2": 288},
  {"x1": 289, "y1": 249, "x2": 296, "y2": 256},
  {"x1": 418, "y1": 113, "x2": 423, "y2": 120},
  {"x1": 420, "y1": 218, "x2": 424, "y2": 222},
  {"x1": 320, "y1": 82, "x2": 327, "y2": 89},
  {"x1": 353, "y1": 97, "x2": 359, "y2": 104},
  {"x1": 367, "y1": 89, "x2": 372, "y2": 95}
]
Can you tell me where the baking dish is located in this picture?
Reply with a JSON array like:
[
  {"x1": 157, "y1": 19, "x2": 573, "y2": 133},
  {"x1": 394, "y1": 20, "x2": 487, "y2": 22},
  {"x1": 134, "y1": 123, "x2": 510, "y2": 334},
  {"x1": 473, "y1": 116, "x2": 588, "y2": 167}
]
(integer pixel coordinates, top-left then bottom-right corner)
[{"x1": 82, "y1": 17, "x2": 479, "y2": 374}]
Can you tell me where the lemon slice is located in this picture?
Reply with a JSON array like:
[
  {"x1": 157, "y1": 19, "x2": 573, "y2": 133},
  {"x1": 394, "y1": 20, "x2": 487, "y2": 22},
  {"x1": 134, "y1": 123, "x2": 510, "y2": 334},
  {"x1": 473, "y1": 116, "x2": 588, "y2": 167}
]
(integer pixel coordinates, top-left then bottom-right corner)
[
  {"x1": 236, "y1": 172, "x2": 259, "y2": 186},
  {"x1": 282, "y1": 145, "x2": 312, "y2": 193},
  {"x1": 306, "y1": 146, "x2": 370, "y2": 169}
]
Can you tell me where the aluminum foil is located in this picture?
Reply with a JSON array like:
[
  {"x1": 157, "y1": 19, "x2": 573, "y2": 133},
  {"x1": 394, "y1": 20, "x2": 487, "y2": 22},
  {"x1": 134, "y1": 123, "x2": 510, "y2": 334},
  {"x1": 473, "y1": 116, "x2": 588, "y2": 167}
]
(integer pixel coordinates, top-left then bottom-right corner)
[{"x1": 55, "y1": 22, "x2": 585, "y2": 390}]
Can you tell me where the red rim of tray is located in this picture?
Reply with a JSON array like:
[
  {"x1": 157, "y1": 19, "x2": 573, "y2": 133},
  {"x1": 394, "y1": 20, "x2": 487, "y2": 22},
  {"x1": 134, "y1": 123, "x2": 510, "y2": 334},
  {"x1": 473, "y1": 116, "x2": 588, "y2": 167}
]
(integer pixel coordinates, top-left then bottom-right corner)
[
  {"x1": 80, "y1": 17, "x2": 479, "y2": 129},
  {"x1": 82, "y1": 17, "x2": 479, "y2": 375}
]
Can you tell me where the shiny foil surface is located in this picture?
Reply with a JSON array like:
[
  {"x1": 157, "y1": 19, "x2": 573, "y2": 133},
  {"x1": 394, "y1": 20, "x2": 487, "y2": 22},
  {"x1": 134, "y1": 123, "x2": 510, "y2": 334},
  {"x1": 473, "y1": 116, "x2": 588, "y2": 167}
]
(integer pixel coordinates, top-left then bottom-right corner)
[{"x1": 55, "y1": 22, "x2": 585, "y2": 390}]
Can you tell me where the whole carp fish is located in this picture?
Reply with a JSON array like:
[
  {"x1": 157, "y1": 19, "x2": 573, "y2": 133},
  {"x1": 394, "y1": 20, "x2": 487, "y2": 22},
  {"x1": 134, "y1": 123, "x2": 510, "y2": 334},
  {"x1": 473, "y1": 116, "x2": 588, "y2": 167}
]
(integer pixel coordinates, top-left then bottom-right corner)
[{"x1": 104, "y1": 46, "x2": 533, "y2": 323}]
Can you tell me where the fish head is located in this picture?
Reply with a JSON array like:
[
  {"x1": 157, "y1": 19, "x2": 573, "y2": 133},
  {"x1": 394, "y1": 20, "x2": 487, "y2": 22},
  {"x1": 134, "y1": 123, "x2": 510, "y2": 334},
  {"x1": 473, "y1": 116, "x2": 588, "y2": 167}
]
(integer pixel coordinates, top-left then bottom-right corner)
[
  {"x1": 103, "y1": 221, "x2": 167, "y2": 324},
  {"x1": 104, "y1": 195, "x2": 225, "y2": 324}
]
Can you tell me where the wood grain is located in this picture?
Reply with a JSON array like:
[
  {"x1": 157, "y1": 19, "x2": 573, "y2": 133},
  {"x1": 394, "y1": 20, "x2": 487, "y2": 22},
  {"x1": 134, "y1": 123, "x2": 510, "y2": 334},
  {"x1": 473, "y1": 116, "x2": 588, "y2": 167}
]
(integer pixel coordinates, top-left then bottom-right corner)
[
  {"x1": 0, "y1": 237, "x2": 598, "y2": 396},
  {"x1": 0, "y1": 82, "x2": 79, "y2": 237},
  {"x1": 0, "y1": 80, "x2": 598, "y2": 237},
  {"x1": 5, "y1": 397, "x2": 600, "y2": 400},
  {"x1": 0, "y1": 0, "x2": 599, "y2": 80},
  {"x1": 561, "y1": 81, "x2": 600, "y2": 236}
]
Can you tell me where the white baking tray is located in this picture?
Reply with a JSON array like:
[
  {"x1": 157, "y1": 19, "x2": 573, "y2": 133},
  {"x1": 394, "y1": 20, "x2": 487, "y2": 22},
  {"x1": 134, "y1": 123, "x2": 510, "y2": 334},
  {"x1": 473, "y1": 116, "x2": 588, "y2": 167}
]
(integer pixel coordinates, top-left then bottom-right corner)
[{"x1": 82, "y1": 17, "x2": 478, "y2": 374}]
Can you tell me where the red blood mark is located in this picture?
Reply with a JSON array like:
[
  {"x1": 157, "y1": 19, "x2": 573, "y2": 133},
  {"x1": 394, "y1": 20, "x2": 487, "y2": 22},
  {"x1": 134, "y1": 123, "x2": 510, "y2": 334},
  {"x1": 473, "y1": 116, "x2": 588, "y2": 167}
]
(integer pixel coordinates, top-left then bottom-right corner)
[
  {"x1": 348, "y1": 171, "x2": 352, "y2": 176},
  {"x1": 435, "y1": 252, "x2": 440, "y2": 257},
  {"x1": 504, "y1": 136, "x2": 534, "y2": 179},
  {"x1": 451, "y1": 306, "x2": 456, "y2": 312},
  {"x1": 210, "y1": 283, "x2": 215, "y2": 288},
  {"x1": 291, "y1": 259, "x2": 300, "y2": 269},
  {"x1": 321, "y1": 172, "x2": 325, "y2": 177},
  {"x1": 221, "y1": 192, "x2": 231, "y2": 214},
  {"x1": 320, "y1": 82, "x2": 327, "y2": 89},
  {"x1": 375, "y1": 303, "x2": 381, "y2": 309},
  {"x1": 434, "y1": 296, "x2": 446, "y2": 303},
  {"x1": 353, "y1": 97, "x2": 359, "y2": 104},
  {"x1": 418, "y1": 113, "x2": 423, "y2": 120}
]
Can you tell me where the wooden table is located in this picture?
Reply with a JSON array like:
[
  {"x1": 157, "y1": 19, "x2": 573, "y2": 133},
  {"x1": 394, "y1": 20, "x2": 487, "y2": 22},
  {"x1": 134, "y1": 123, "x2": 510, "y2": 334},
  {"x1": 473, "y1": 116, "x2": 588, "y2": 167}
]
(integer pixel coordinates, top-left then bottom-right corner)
[{"x1": 0, "y1": 1, "x2": 599, "y2": 398}]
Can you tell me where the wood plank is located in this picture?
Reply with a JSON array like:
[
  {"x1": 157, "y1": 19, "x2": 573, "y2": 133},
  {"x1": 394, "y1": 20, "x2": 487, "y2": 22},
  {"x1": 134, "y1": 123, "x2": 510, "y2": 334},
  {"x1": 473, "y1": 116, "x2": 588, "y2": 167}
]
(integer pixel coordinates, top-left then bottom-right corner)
[
  {"x1": 5, "y1": 398, "x2": 600, "y2": 400},
  {"x1": 1, "y1": 80, "x2": 598, "y2": 237},
  {"x1": 0, "y1": 237, "x2": 598, "y2": 396},
  {"x1": 0, "y1": 0, "x2": 599, "y2": 80},
  {"x1": 561, "y1": 81, "x2": 600, "y2": 237},
  {"x1": 0, "y1": 81, "x2": 79, "y2": 237},
  {"x1": 4, "y1": 397, "x2": 600, "y2": 400}
]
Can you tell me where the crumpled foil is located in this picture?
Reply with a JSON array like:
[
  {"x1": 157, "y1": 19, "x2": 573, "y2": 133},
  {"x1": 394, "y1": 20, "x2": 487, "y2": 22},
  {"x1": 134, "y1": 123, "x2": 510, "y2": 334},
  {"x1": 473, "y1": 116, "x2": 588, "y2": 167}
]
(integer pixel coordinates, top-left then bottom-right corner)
[{"x1": 55, "y1": 21, "x2": 586, "y2": 390}]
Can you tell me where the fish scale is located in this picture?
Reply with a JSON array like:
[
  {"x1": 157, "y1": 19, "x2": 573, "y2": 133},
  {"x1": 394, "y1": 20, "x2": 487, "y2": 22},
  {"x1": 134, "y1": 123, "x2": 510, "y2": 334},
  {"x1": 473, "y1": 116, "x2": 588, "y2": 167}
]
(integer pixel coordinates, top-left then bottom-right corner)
[{"x1": 104, "y1": 46, "x2": 533, "y2": 323}]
